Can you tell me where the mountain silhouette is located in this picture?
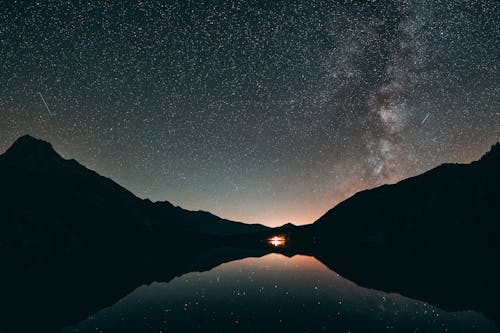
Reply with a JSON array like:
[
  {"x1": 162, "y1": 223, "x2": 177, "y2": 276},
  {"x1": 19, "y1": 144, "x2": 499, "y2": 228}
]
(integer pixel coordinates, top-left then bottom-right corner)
[
  {"x1": 0, "y1": 135, "x2": 268, "y2": 250},
  {"x1": 0, "y1": 135, "x2": 273, "y2": 333},
  {"x1": 296, "y1": 142, "x2": 500, "y2": 323},
  {"x1": 2, "y1": 135, "x2": 500, "y2": 330}
]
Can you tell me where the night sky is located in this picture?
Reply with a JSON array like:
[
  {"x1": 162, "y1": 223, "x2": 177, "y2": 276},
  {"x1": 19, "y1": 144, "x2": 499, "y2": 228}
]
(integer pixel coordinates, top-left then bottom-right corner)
[{"x1": 1, "y1": 0, "x2": 499, "y2": 226}]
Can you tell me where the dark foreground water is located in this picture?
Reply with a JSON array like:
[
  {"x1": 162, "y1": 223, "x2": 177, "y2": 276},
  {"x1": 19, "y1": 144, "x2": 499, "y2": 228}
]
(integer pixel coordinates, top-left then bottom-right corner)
[{"x1": 60, "y1": 254, "x2": 498, "y2": 333}]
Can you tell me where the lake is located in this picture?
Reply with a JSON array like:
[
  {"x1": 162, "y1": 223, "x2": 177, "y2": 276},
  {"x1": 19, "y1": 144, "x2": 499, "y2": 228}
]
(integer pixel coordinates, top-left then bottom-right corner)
[{"x1": 60, "y1": 253, "x2": 498, "y2": 333}]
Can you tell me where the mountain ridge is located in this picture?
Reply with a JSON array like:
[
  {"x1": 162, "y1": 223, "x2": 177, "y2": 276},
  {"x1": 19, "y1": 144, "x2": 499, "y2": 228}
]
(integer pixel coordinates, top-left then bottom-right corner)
[
  {"x1": 0, "y1": 135, "x2": 269, "y2": 231},
  {"x1": 314, "y1": 141, "x2": 500, "y2": 229},
  {"x1": 0, "y1": 135, "x2": 269, "y2": 250},
  {"x1": 292, "y1": 140, "x2": 500, "y2": 325}
]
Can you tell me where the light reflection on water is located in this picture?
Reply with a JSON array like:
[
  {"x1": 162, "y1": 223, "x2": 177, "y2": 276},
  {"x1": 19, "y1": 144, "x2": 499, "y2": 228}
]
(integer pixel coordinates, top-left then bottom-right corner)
[
  {"x1": 61, "y1": 254, "x2": 498, "y2": 333},
  {"x1": 267, "y1": 235, "x2": 286, "y2": 247}
]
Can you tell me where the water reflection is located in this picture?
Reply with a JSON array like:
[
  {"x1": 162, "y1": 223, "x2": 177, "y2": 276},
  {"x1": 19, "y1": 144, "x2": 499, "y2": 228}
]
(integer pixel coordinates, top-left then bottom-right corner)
[{"x1": 61, "y1": 254, "x2": 498, "y2": 333}]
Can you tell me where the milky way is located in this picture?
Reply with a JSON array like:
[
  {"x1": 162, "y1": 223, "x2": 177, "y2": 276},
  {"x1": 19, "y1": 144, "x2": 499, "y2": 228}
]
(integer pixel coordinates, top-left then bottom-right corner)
[{"x1": 1, "y1": 0, "x2": 499, "y2": 226}]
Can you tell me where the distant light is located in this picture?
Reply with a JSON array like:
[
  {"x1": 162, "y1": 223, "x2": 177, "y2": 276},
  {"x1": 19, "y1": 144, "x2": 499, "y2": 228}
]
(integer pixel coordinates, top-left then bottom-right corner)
[{"x1": 267, "y1": 235, "x2": 286, "y2": 247}]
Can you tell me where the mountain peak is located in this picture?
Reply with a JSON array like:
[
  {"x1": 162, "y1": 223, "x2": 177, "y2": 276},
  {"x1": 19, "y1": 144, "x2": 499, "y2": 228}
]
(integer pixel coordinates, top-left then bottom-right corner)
[
  {"x1": 279, "y1": 222, "x2": 296, "y2": 229},
  {"x1": 12, "y1": 134, "x2": 54, "y2": 149},
  {"x1": 0, "y1": 135, "x2": 63, "y2": 167}
]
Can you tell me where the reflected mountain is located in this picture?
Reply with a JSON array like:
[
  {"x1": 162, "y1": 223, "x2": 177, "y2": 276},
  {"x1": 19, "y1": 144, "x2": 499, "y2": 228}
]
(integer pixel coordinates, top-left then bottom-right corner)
[
  {"x1": 0, "y1": 246, "x2": 270, "y2": 333},
  {"x1": 61, "y1": 253, "x2": 497, "y2": 333}
]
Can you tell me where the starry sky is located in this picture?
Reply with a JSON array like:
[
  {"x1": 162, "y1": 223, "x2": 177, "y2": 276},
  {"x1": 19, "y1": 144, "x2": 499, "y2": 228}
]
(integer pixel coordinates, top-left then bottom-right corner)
[{"x1": 1, "y1": 0, "x2": 499, "y2": 227}]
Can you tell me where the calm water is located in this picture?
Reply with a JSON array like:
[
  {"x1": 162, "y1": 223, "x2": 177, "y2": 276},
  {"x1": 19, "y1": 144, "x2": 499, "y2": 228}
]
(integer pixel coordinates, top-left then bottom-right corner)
[{"x1": 61, "y1": 254, "x2": 498, "y2": 333}]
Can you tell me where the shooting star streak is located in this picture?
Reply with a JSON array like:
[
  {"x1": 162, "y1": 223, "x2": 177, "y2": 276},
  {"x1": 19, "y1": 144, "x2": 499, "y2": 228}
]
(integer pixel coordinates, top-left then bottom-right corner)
[
  {"x1": 421, "y1": 113, "x2": 430, "y2": 125},
  {"x1": 38, "y1": 92, "x2": 53, "y2": 115}
]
